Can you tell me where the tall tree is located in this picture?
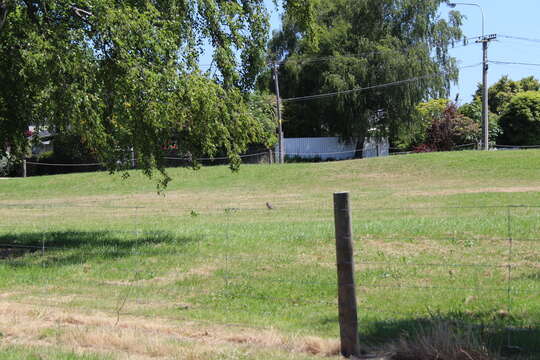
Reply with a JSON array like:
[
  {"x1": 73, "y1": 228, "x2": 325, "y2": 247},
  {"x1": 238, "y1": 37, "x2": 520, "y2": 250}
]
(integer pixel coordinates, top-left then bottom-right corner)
[
  {"x1": 261, "y1": 0, "x2": 463, "y2": 142},
  {"x1": 0, "y1": 0, "x2": 314, "y2": 187}
]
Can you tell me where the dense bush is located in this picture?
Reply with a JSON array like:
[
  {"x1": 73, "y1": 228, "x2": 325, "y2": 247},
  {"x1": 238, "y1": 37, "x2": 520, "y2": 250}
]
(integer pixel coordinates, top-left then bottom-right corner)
[
  {"x1": 498, "y1": 91, "x2": 540, "y2": 146},
  {"x1": 458, "y1": 101, "x2": 502, "y2": 142},
  {"x1": 426, "y1": 103, "x2": 479, "y2": 151},
  {"x1": 399, "y1": 100, "x2": 480, "y2": 151}
]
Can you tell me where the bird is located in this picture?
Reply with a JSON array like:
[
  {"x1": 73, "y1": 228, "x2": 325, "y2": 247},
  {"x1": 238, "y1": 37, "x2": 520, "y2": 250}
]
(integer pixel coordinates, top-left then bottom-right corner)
[{"x1": 266, "y1": 202, "x2": 274, "y2": 210}]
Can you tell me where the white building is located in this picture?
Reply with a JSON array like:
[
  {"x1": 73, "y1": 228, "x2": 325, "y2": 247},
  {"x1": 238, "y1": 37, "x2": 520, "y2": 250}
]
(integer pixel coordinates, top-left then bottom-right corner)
[{"x1": 277, "y1": 137, "x2": 389, "y2": 161}]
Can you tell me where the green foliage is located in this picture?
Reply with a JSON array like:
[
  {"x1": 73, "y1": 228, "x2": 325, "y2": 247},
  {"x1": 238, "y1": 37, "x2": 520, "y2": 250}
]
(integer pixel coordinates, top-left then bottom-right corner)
[
  {"x1": 262, "y1": 0, "x2": 463, "y2": 140},
  {"x1": 474, "y1": 75, "x2": 540, "y2": 115},
  {"x1": 463, "y1": 75, "x2": 540, "y2": 145},
  {"x1": 397, "y1": 99, "x2": 449, "y2": 149},
  {"x1": 424, "y1": 102, "x2": 479, "y2": 151},
  {"x1": 499, "y1": 91, "x2": 540, "y2": 145},
  {"x1": 417, "y1": 99, "x2": 450, "y2": 120},
  {"x1": 458, "y1": 101, "x2": 502, "y2": 142},
  {"x1": 247, "y1": 92, "x2": 279, "y2": 146},
  {"x1": 398, "y1": 99, "x2": 479, "y2": 150},
  {"x1": 0, "y1": 0, "x2": 310, "y2": 187},
  {"x1": 52, "y1": 132, "x2": 98, "y2": 164}
]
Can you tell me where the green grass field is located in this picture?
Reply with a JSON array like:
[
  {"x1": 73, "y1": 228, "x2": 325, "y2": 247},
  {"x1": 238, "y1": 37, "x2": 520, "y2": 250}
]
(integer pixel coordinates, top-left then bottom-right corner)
[{"x1": 0, "y1": 150, "x2": 539, "y2": 359}]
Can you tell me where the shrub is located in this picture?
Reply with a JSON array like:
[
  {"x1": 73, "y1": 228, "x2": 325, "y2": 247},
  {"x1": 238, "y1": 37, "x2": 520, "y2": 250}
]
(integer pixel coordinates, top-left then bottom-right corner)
[
  {"x1": 426, "y1": 103, "x2": 480, "y2": 151},
  {"x1": 400, "y1": 100, "x2": 481, "y2": 151},
  {"x1": 498, "y1": 91, "x2": 540, "y2": 146}
]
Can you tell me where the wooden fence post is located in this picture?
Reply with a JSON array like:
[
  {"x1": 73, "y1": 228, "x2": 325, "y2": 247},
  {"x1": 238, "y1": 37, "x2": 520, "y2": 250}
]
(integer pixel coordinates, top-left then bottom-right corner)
[
  {"x1": 333, "y1": 192, "x2": 360, "y2": 358},
  {"x1": 22, "y1": 159, "x2": 27, "y2": 178}
]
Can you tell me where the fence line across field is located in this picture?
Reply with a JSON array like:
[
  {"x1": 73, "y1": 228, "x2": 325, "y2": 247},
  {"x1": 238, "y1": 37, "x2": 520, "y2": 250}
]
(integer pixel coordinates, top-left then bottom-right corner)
[
  {"x1": 23, "y1": 141, "x2": 539, "y2": 168},
  {"x1": 1, "y1": 243, "x2": 538, "y2": 270},
  {"x1": 25, "y1": 161, "x2": 103, "y2": 167},
  {"x1": 1, "y1": 199, "x2": 539, "y2": 355},
  {"x1": 4, "y1": 202, "x2": 540, "y2": 211},
  {"x1": 356, "y1": 284, "x2": 536, "y2": 294},
  {"x1": 163, "y1": 151, "x2": 270, "y2": 161},
  {"x1": 356, "y1": 260, "x2": 529, "y2": 269},
  {"x1": 495, "y1": 144, "x2": 540, "y2": 149},
  {"x1": 355, "y1": 235, "x2": 540, "y2": 243}
]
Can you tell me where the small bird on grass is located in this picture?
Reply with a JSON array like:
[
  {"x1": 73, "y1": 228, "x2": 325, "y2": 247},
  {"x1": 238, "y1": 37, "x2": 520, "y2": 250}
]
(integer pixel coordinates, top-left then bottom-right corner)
[{"x1": 266, "y1": 202, "x2": 274, "y2": 210}]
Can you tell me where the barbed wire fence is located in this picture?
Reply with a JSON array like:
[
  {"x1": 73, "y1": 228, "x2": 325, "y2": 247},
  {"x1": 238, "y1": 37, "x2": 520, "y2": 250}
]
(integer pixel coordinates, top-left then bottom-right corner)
[{"x1": 0, "y1": 200, "x2": 539, "y2": 356}]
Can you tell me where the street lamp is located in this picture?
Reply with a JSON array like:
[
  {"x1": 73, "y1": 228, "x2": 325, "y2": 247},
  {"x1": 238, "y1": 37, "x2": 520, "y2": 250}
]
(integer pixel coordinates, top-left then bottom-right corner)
[
  {"x1": 447, "y1": 2, "x2": 493, "y2": 150},
  {"x1": 447, "y1": 2, "x2": 484, "y2": 37}
]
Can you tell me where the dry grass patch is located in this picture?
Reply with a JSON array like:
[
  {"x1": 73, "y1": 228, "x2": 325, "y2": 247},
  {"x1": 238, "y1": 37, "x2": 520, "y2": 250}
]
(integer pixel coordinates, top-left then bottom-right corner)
[
  {"x1": 390, "y1": 320, "x2": 498, "y2": 360},
  {"x1": 0, "y1": 301, "x2": 340, "y2": 359}
]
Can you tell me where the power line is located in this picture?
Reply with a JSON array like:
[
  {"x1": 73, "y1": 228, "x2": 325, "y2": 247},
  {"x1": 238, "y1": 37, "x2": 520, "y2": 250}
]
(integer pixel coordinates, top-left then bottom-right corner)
[
  {"x1": 490, "y1": 60, "x2": 540, "y2": 67},
  {"x1": 499, "y1": 34, "x2": 540, "y2": 44},
  {"x1": 282, "y1": 74, "x2": 439, "y2": 102},
  {"x1": 25, "y1": 161, "x2": 102, "y2": 167},
  {"x1": 282, "y1": 63, "x2": 482, "y2": 103}
]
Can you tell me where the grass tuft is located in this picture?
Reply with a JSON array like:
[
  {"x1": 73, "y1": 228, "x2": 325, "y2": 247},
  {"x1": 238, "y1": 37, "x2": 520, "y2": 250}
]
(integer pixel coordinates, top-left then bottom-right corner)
[{"x1": 391, "y1": 320, "x2": 498, "y2": 360}]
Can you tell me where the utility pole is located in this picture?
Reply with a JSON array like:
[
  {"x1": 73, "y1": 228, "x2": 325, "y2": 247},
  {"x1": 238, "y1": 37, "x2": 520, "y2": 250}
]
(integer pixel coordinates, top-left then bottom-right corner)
[
  {"x1": 478, "y1": 34, "x2": 497, "y2": 150},
  {"x1": 273, "y1": 62, "x2": 285, "y2": 164},
  {"x1": 447, "y1": 2, "x2": 494, "y2": 151}
]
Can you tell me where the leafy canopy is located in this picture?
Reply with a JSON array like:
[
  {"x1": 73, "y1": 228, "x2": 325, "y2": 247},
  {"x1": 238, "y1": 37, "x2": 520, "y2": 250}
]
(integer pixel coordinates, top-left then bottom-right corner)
[
  {"x1": 458, "y1": 75, "x2": 540, "y2": 144},
  {"x1": 458, "y1": 101, "x2": 501, "y2": 142},
  {"x1": 474, "y1": 75, "x2": 540, "y2": 115},
  {"x1": 0, "y1": 0, "x2": 313, "y2": 187},
  {"x1": 499, "y1": 91, "x2": 540, "y2": 146},
  {"x1": 261, "y1": 0, "x2": 463, "y2": 141},
  {"x1": 398, "y1": 99, "x2": 479, "y2": 151}
]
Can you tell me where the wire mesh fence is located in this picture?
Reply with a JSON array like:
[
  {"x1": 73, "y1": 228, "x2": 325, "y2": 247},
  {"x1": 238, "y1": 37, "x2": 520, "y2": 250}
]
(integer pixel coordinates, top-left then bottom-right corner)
[{"x1": 0, "y1": 202, "x2": 539, "y2": 356}]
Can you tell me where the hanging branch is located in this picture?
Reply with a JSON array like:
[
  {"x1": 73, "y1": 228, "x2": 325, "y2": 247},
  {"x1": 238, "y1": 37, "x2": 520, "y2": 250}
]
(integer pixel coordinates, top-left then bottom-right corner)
[
  {"x1": 0, "y1": 1, "x2": 8, "y2": 33},
  {"x1": 70, "y1": 4, "x2": 93, "y2": 18}
]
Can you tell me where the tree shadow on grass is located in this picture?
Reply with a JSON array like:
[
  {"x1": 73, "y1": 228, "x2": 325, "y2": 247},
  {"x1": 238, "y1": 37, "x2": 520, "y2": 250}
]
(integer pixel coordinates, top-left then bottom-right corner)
[
  {"x1": 358, "y1": 312, "x2": 540, "y2": 359},
  {"x1": 0, "y1": 230, "x2": 201, "y2": 267}
]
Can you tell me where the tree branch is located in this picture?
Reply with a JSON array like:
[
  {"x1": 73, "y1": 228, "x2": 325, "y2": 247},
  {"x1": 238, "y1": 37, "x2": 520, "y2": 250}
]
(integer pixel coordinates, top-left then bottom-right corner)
[
  {"x1": 71, "y1": 5, "x2": 93, "y2": 18},
  {"x1": 0, "y1": 1, "x2": 9, "y2": 34}
]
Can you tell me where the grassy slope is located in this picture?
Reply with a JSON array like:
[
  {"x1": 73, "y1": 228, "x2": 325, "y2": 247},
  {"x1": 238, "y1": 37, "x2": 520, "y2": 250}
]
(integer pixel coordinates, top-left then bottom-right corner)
[
  {"x1": 1, "y1": 150, "x2": 540, "y2": 359},
  {"x1": 3, "y1": 149, "x2": 540, "y2": 203}
]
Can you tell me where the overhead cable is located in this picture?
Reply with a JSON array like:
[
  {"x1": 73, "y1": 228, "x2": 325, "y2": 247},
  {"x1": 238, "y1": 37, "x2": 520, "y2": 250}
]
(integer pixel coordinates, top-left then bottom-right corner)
[{"x1": 282, "y1": 63, "x2": 482, "y2": 103}]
